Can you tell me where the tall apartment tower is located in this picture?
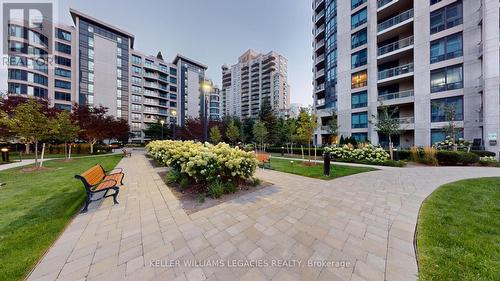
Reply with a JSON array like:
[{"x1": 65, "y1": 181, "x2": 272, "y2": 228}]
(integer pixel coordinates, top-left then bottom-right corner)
[
  {"x1": 222, "y1": 49, "x2": 290, "y2": 119},
  {"x1": 129, "y1": 51, "x2": 179, "y2": 142},
  {"x1": 70, "y1": 9, "x2": 133, "y2": 120},
  {"x1": 312, "y1": 0, "x2": 500, "y2": 155},
  {"x1": 173, "y1": 55, "x2": 208, "y2": 125},
  {"x1": 203, "y1": 79, "x2": 221, "y2": 121},
  {"x1": 5, "y1": 17, "x2": 77, "y2": 111}
]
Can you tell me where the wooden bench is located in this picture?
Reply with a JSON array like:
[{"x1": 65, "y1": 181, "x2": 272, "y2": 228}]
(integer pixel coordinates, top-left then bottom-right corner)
[
  {"x1": 122, "y1": 149, "x2": 132, "y2": 157},
  {"x1": 75, "y1": 164, "x2": 124, "y2": 212},
  {"x1": 256, "y1": 153, "x2": 271, "y2": 169}
]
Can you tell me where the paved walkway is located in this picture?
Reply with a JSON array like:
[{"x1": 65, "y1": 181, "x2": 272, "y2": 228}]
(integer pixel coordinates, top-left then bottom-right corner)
[{"x1": 27, "y1": 151, "x2": 500, "y2": 281}]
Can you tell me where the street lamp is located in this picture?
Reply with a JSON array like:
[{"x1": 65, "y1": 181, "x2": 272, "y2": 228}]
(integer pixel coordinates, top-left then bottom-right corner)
[
  {"x1": 160, "y1": 120, "x2": 165, "y2": 140},
  {"x1": 171, "y1": 109, "x2": 177, "y2": 140},
  {"x1": 201, "y1": 82, "x2": 212, "y2": 142}
]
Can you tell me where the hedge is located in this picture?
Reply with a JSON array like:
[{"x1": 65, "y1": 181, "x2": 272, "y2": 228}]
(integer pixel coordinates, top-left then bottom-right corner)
[
  {"x1": 435, "y1": 151, "x2": 480, "y2": 166},
  {"x1": 470, "y1": 150, "x2": 496, "y2": 157}
]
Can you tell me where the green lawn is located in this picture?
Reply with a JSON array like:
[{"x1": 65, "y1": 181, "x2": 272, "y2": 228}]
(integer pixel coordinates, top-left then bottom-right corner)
[
  {"x1": 416, "y1": 177, "x2": 500, "y2": 281},
  {"x1": 268, "y1": 157, "x2": 376, "y2": 180},
  {"x1": 0, "y1": 155, "x2": 122, "y2": 281}
]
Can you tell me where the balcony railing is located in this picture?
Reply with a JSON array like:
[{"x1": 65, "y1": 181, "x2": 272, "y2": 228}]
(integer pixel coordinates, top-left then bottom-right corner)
[
  {"x1": 315, "y1": 24, "x2": 325, "y2": 36},
  {"x1": 378, "y1": 63, "x2": 414, "y2": 80},
  {"x1": 378, "y1": 9, "x2": 413, "y2": 32},
  {"x1": 315, "y1": 83, "x2": 325, "y2": 92},
  {"x1": 378, "y1": 89, "x2": 414, "y2": 101},
  {"x1": 315, "y1": 54, "x2": 325, "y2": 64},
  {"x1": 316, "y1": 98, "x2": 325, "y2": 107},
  {"x1": 314, "y1": 10, "x2": 325, "y2": 22},
  {"x1": 315, "y1": 69, "x2": 325, "y2": 78},
  {"x1": 377, "y1": 0, "x2": 394, "y2": 9},
  {"x1": 315, "y1": 39, "x2": 325, "y2": 50},
  {"x1": 393, "y1": 117, "x2": 415, "y2": 124},
  {"x1": 378, "y1": 36, "x2": 414, "y2": 56}
]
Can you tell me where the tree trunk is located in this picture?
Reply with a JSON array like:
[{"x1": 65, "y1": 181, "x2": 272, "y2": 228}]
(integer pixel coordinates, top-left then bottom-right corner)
[
  {"x1": 308, "y1": 142, "x2": 311, "y2": 162},
  {"x1": 69, "y1": 144, "x2": 72, "y2": 159},
  {"x1": 34, "y1": 141, "x2": 38, "y2": 167},
  {"x1": 64, "y1": 143, "x2": 68, "y2": 160},
  {"x1": 389, "y1": 135, "x2": 394, "y2": 160},
  {"x1": 90, "y1": 141, "x2": 94, "y2": 154},
  {"x1": 40, "y1": 143, "x2": 45, "y2": 167},
  {"x1": 25, "y1": 143, "x2": 30, "y2": 154}
]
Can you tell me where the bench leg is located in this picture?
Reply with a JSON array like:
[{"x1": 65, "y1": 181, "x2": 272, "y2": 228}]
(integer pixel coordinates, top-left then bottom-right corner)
[
  {"x1": 111, "y1": 187, "x2": 119, "y2": 204},
  {"x1": 82, "y1": 195, "x2": 91, "y2": 213}
]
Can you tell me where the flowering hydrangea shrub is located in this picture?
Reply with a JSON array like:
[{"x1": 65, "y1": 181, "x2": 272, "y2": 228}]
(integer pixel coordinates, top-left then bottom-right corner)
[
  {"x1": 324, "y1": 144, "x2": 389, "y2": 163},
  {"x1": 146, "y1": 140, "x2": 258, "y2": 184},
  {"x1": 433, "y1": 136, "x2": 471, "y2": 151}
]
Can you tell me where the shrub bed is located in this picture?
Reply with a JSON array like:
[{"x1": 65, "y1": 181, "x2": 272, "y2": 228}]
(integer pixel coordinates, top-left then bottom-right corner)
[
  {"x1": 435, "y1": 151, "x2": 480, "y2": 166},
  {"x1": 146, "y1": 140, "x2": 258, "y2": 192}
]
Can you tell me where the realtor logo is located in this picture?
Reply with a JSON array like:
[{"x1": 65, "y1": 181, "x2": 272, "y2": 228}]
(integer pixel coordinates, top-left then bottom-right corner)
[{"x1": 1, "y1": 1, "x2": 55, "y2": 57}]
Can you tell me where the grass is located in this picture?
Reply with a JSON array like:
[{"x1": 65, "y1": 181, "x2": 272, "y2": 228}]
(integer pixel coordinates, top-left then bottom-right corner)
[
  {"x1": 416, "y1": 177, "x2": 500, "y2": 281},
  {"x1": 268, "y1": 157, "x2": 376, "y2": 180},
  {"x1": 0, "y1": 155, "x2": 123, "y2": 281}
]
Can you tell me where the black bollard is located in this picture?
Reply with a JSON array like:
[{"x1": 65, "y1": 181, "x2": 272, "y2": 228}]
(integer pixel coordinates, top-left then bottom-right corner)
[
  {"x1": 1, "y1": 148, "x2": 9, "y2": 162},
  {"x1": 324, "y1": 152, "x2": 331, "y2": 177}
]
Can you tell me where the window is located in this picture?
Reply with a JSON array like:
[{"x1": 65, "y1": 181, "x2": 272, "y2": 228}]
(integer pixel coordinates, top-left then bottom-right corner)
[
  {"x1": 170, "y1": 68, "x2": 177, "y2": 75},
  {"x1": 351, "y1": 70, "x2": 367, "y2": 88},
  {"x1": 55, "y1": 28, "x2": 71, "y2": 41},
  {"x1": 54, "y1": 103, "x2": 71, "y2": 111},
  {"x1": 55, "y1": 56, "x2": 71, "y2": 67},
  {"x1": 32, "y1": 86, "x2": 48, "y2": 98},
  {"x1": 170, "y1": 77, "x2": 177, "y2": 84},
  {"x1": 352, "y1": 133, "x2": 368, "y2": 142},
  {"x1": 55, "y1": 91, "x2": 71, "y2": 101},
  {"x1": 55, "y1": 79, "x2": 71, "y2": 89},
  {"x1": 55, "y1": 68, "x2": 71, "y2": 78},
  {"x1": 132, "y1": 55, "x2": 142, "y2": 65},
  {"x1": 55, "y1": 42, "x2": 71, "y2": 55},
  {"x1": 132, "y1": 85, "x2": 141, "y2": 93},
  {"x1": 430, "y1": 0, "x2": 442, "y2": 5},
  {"x1": 430, "y1": 64, "x2": 463, "y2": 92},
  {"x1": 430, "y1": 1, "x2": 462, "y2": 34},
  {"x1": 351, "y1": 0, "x2": 366, "y2": 9},
  {"x1": 170, "y1": 86, "x2": 177, "y2": 92},
  {"x1": 132, "y1": 95, "x2": 141, "y2": 102},
  {"x1": 131, "y1": 104, "x2": 141, "y2": 111},
  {"x1": 8, "y1": 69, "x2": 27, "y2": 80},
  {"x1": 431, "y1": 128, "x2": 463, "y2": 144},
  {"x1": 132, "y1": 113, "x2": 141, "y2": 120},
  {"x1": 131, "y1": 76, "x2": 142, "y2": 85},
  {"x1": 431, "y1": 96, "x2": 463, "y2": 122},
  {"x1": 33, "y1": 73, "x2": 48, "y2": 86},
  {"x1": 8, "y1": 83, "x2": 27, "y2": 94},
  {"x1": 352, "y1": 112, "x2": 368, "y2": 128},
  {"x1": 351, "y1": 28, "x2": 367, "y2": 48},
  {"x1": 351, "y1": 8, "x2": 367, "y2": 29},
  {"x1": 351, "y1": 49, "x2": 367, "y2": 68},
  {"x1": 351, "y1": 91, "x2": 368, "y2": 108},
  {"x1": 430, "y1": 33, "x2": 462, "y2": 63}
]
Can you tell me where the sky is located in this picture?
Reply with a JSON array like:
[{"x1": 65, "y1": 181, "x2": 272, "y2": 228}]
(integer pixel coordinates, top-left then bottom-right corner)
[{"x1": 56, "y1": 0, "x2": 314, "y2": 106}]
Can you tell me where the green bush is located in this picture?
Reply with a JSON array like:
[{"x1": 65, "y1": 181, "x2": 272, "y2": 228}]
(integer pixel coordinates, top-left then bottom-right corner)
[
  {"x1": 223, "y1": 181, "x2": 237, "y2": 194},
  {"x1": 208, "y1": 180, "x2": 224, "y2": 198},
  {"x1": 179, "y1": 177, "x2": 191, "y2": 190},
  {"x1": 436, "y1": 151, "x2": 480, "y2": 166},
  {"x1": 165, "y1": 170, "x2": 182, "y2": 184},
  {"x1": 470, "y1": 150, "x2": 496, "y2": 157}
]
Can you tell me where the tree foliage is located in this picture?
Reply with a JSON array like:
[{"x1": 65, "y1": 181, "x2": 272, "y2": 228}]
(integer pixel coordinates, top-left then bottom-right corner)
[
  {"x1": 225, "y1": 119, "x2": 241, "y2": 144},
  {"x1": 209, "y1": 126, "x2": 222, "y2": 144},
  {"x1": 253, "y1": 121, "x2": 268, "y2": 151}
]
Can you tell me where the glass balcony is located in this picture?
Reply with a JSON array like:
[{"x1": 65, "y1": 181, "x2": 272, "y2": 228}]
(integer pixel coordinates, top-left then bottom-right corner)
[
  {"x1": 377, "y1": 0, "x2": 394, "y2": 9},
  {"x1": 393, "y1": 117, "x2": 415, "y2": 124},
  {"x1": 378, "y1": 9, "x2": 413, "y2": 33},
  {"x1": 314, "y1": 10, "x2": 325, "y2": 22},
  {"x1": 378, "y1": 36, "x2": 414, "y2": 56},
  {"x1": 378, "y1": 63, "x2": 414, "y2": 80},
  {"x1": 378, "y1": 90, "x2": 414, "y2": 101}
]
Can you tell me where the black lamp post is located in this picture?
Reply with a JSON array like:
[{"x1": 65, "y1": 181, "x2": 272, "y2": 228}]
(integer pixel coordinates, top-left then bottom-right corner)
[
  {"x1": 1, "y1": 148, "x2": 9, "y2": 162},
  {"x1": 160, "y1": 120, "x2": 165, "y2": 140},
  {"x1": 171, "y1": 109, "x2": 177, "y2": 140},
  {"x1": 201, "y1": 82, "x2": 212, "y2": 142}
]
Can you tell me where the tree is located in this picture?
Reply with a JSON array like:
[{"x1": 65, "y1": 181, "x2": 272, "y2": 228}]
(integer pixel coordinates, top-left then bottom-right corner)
[
  {"x1": 259, "y1": 99, "x2": 278, "y2": 145},
  {"x1": 296, "y1": 110, "x2": 317, "y2": 160},
  {"x1": 253, "y1": 121, "x2": 268, "y2": 151},
  {"x1": 109, "y1": 117, "x2": 130, "y2": 144},
  {"x1": 241, "y1": 118, "x2": 255, "y2": 144},
  {"x1": 209, "y1": 126, "x2": 222, "y2": 144},
  {"x1": 143, "y1": 121, "x2": 163, "y2": 140},
  {"x1": 371, "y1": 106, "x2": 400, "y2": 159},
  {"x1": 226, "y1": 119, "x2": 240, "y2": 144},
  {"x1": 72, "y1": 105, "x2": 110, "y2": 154},
  {"x1": 53, "y1": 111, "x2": 80, "y2": 160},
  {"x1": 6, "y1": 99, "x2": 52, "y2": 167},
  {"x1": 326, "y1": 109, "x2": 340, "y2": 144},
  {"x1": 442, "y1": 104, "x2": 459, "y2": 146}
]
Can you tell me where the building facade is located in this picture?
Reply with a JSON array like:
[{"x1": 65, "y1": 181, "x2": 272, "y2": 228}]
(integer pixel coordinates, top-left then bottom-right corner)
[
  {"x1": 221, "y1": 49, "x2": 290, "y2": 119},
  {"x1": 312, "y1": 0, "x2": 500, "y2": 155},
  {"x1": 4, "y1": 8, "x2": 210, "y2": 143}
]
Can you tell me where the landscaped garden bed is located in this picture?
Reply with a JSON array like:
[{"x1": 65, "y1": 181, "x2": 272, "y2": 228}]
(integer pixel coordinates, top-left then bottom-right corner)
[
  {"x1": 416, "y1": 177, "x2": 500, "y2": 281},
  {"x1": 147, "y1": 140, "x2": 271, "y2": 213}
]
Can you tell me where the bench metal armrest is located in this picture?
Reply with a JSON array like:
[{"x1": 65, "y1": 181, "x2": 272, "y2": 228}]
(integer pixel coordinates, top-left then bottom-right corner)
[{"x1": 109, "y1": 168, "x2": 123, "y2": 174}]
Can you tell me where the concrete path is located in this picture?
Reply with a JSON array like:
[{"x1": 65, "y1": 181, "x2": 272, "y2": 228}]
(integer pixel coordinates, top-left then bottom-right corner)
[
  {"x1": 270, "y1": 155, "x2": 396, "y2": 170},
  {"x1": 26, "y1": 151, "x2": 500, "y2": 281}
]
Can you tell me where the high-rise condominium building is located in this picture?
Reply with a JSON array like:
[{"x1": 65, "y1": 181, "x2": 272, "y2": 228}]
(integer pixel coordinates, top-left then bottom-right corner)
[
  {"x1": 221, "y1": 49, "x2": 290, "y2": 119},
  {"x1": 4, "y1": 8, "x2": 210, "y2": 143},
  {"x1": 173, "y1": 55, "x2": 208, "y2": 125},
  {"x1": 202, "y1": 79, "x2": 221, "y2": 121},
  {"x1": 312, "y1": 0, "x2": 500, "y2": 155},
  {"x1": 5, "y1": 17, "x2": 76, "y2": 111}
]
